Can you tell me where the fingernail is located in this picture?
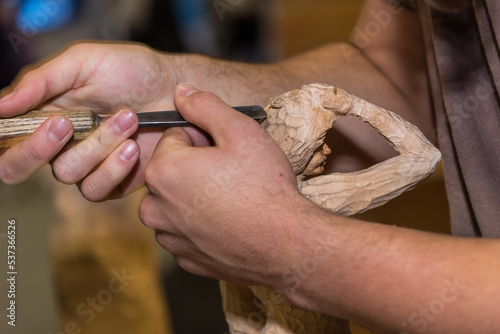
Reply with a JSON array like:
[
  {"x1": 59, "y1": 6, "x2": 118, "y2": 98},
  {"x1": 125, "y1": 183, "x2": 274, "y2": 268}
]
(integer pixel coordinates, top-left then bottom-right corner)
[
  {"x1": 48, "y1": 117, "x2": 72, "y2": 143},
  {"x1": 0, "y1": 91, "x2": 15, "y2": 103},
  {"x1": 119, "y1": 142, "x2": 139, "y2": 161},
  {"x1": 175, "y1": 83, "x2": 199, "y2": 97},
  {"x1": 113, "y1": 110, "x2": 136, "y2": 133}
]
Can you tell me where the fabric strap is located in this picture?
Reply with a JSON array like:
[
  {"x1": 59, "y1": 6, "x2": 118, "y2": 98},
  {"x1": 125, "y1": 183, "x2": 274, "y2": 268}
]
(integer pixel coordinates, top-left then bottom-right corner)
[
  {"x1": 418, "y1": 0, "x2": 500, "y2": 237},
  {"x1": 380, "y1": 0, "x2": 500, "y2": 236}
]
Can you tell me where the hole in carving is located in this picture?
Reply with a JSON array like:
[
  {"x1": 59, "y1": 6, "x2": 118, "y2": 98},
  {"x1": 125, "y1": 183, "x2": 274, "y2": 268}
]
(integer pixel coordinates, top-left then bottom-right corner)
[{"x1": 322, "y1": 115, "x2": 399, "y2": 174}]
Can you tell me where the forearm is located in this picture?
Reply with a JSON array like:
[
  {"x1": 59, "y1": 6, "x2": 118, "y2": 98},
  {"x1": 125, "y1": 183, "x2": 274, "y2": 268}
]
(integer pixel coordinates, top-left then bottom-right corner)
[
  {"x1": 279, "y1": 200, "x2": 500, "y2": 333},
  {"x1": 157, "y1": 0, "x2": 432, "y2": 171},
  {"x1": 161, "y1": 45, "x2": 416, "y2": 170},
  {"x1": 165, "y1": 52, "x2": 302, "y2": 107},
  {"x1": 166, "y1": 43, "x2": 417, "y2": 115}
]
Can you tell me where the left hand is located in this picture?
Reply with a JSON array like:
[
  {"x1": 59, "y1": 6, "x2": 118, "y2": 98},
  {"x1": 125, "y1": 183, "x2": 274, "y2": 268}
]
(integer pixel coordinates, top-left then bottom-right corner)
[
  {"x1": 0, "y1": 43, "x2": 176, "y2": 199},
  {"x1": 139, "y1": 84, "x2": 306, "y2": 287}
]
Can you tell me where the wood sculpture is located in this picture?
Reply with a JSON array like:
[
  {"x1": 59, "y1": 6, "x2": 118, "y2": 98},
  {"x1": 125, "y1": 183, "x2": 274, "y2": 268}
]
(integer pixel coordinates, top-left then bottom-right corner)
[{"x1": 220, "y1": 83, "x2": 441, "y2": 334}]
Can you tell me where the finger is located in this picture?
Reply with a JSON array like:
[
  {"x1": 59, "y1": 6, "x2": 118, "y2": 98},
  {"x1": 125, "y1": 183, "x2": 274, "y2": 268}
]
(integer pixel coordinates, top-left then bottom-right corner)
[
  {"x1": 183, "y1": 126, "x2": 212, "y2": 147},
  {"x1": 0, "y1": 45, "x2": 88, "y2": 117},
  {"x1": 0, "y1": 116, "x2": 73, "y2": 184},
  {"x1": 143, "y1": 127, "x2": 196, "y2": 195},
  {"x1": 52, "y1": 109, "x2": 139, "y2": 184},
  {"x1": 173, "y1": 83, "x2": 261, "y2": 146},
  {"x1": 79, "y1": 139, "x2": 140, "y2": 201},
  {"x1": 155, "y1": 232, "x2": 201, "y2": 259},
  {"x1": 139, "y1": 194, "x2": 169, "y2": 231},
  {"x1": 153, "y1": 126, "x2": 195, "y2": 156}
]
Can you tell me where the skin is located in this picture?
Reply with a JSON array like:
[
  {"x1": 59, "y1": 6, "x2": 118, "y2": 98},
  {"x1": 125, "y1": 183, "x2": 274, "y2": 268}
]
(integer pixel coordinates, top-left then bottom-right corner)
[
  {"x1": 0, "y1": 0, "x2": 498, "y2": 332},
  {"x1": 0, "y1": 0, "x2": 430, "y2": 194},
  {"x1": 142, "y1": 85, "x2": 500, "y2": 333}
]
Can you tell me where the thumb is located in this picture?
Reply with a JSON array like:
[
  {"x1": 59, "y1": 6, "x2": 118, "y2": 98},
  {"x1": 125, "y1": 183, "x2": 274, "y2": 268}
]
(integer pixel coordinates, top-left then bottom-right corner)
[
  {"x1": 174, "y1": 83, "x2": 259, "y2": 147},
  {"x1": 0, "y1": 46, "x2": 86, "y2": 117}
]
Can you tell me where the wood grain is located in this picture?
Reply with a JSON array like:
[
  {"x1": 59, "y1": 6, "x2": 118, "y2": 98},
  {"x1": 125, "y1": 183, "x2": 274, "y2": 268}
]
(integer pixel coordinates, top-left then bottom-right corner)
[{"x1": 0, "y1": 110, "x2": 97, "y2": 152}]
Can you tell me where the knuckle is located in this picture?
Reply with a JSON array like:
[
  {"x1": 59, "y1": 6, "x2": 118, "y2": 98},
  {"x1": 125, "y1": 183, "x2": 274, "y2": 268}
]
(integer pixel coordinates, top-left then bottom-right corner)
[
  {"x1": 0, "y1": 164, "x2": 18, "y2": 184},
  {"x1": 138, "y1": 196, "x2": 154, "y2": 227},
  {"x1": 190, "y1": 91, "x2": 221, "y2": 110},
  {"x1": 81, "y1": 187, "x2": 103, "y2": 203},
  {"x1": 14, "y1": 63, "x2": 38, "y2": 84},
  {"x1": 19, "y1": 70, "x2": 36, "y2": 84},
  {"x1": 52, "y1": 161, "x2": 71, "y2": 184},
  {"x1": 83, "y1": 128, "x2": 112, "y2": 151},
  {"x1": 232, "y1": 118, "x2": 258, "y2": 136},
  {"x1": 80, "y1": 180, "x2": 106, "y2": 202},
  {"x1": 22, "y1": 139, "x2": 54, "y2": 166},
  {"x1": 80, "y1": 167, "x2": 119, "y2": 202},
  {"x1": 144, "y1": 160, "x2": 160, "y2": 190},
  {"x1": 52, "y1": 140, "x2": 95, "y2": 184},
  {"x1": 138, "y1": 202, "x2": 148, "y2": 225},
  {"x1": 95, "y1": 131, "x2": 113, "y2": 148},
  {"x1": 144, "y1": 156, "x2": 179, "y2": 194},
  {"x1": 96, "y1": 167, "x2": 115, "y2": 186},
  {"x1": 66, "y1": 42, "x2": 91, "y2": 55},
  {"x1": 80, "y1": 187, "x2": 100, "y2": 202},
  {"x1": 74, "y1": 139, "x2": 94, "y2": 159},
  {"x1": 175, "y1": 257, "x2": 199, "y2": 276},
  {"x1": 52, "y1": 158, "x2": 84, "y2": 184}
]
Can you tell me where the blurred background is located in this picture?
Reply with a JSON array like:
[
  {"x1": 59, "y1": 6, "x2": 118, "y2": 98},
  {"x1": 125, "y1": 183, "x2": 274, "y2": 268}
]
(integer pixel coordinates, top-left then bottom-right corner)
[{"x1": 0, "y1": 0, "x2": 449, "y2": 333}]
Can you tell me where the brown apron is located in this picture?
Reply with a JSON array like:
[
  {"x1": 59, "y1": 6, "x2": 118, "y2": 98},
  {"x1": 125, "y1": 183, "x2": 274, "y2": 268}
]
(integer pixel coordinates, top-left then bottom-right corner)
[{"x1": 389, "y1": 0, "x2": 500, "y2": 237}]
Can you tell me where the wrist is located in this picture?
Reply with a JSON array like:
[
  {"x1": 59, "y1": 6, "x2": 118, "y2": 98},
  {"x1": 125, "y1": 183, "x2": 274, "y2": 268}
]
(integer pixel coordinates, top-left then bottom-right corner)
[
  {"x1": 162, "y1": 52, "x2": 208, "y2": 88},
  {"x1": 160, "y1": 52, "x2": 281, "y2": 106},
  {"x1": 268, "y1": 196, "x2": 339, "y2": 299},
  {"x1": 156, "y1": 51, "x2": 187, "y2": 97},
  {"x1": 270, "y1": 197, "x2": 351, "y2": 314},
  {"x1": 164, "y1": 52, "x2": 184, "y2": 83}
]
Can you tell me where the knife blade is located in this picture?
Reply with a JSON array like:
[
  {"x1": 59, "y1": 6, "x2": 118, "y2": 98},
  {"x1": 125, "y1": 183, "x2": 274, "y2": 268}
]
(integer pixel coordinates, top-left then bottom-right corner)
[{"x1": 101, "y1": 105, "x2": 267, "y2": 128}]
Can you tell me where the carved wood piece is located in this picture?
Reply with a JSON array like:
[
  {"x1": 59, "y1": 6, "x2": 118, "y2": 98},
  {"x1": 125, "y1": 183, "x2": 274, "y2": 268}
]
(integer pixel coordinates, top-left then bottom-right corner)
[{"x1": 221, "y1": 83, "x2": 441, "y2": 333}]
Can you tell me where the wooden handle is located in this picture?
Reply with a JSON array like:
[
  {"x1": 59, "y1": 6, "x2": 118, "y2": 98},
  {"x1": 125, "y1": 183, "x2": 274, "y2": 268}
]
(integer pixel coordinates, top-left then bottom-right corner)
[{"x1": 0, "y1": 110, "x2": 98, "y2": 153}]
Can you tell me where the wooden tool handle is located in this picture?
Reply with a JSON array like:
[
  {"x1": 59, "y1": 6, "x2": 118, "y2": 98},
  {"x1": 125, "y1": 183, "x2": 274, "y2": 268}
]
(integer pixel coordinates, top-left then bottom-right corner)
[{"x1": 0, "y1": 109, "x2": 98, "y2": 153}]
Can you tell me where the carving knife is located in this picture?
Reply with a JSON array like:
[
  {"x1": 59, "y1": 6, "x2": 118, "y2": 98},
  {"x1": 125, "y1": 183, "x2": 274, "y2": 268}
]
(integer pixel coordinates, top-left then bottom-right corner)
[{"x1": 0, "y1": 105, "x2": 267, "y2": 152}]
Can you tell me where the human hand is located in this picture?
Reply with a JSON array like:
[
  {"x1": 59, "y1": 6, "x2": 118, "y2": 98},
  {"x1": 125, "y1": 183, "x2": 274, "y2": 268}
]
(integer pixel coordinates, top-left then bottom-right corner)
[
  {"x1": 139, "y1": 84, "x2": 309, "y2": 287},
  {"x1": 0, "y1": 42, "x2": 177, "y2": 200}
]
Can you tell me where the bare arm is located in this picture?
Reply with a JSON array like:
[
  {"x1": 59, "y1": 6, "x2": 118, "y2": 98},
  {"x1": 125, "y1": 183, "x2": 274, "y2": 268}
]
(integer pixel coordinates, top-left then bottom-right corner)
[
  {"x1": 140, "y1": 88, "x2": 499, "y2": 334},
  {"x1": 151, "y1": 3, "x2": 496, "y2": 332},
  {"x1": 169, "y1": 0, "x2": 432, "y2": 171},
  {"x1": 0, "y1": 0, "x2": 429, "y2": 197},
  {"x1": 278, "y1": 200, "x2": 500, "y2": 333}
]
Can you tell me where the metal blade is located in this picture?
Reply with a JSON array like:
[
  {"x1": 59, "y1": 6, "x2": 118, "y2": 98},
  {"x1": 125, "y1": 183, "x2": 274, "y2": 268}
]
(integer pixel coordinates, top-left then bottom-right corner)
[{"x1": 136, "y1": 105, "x2": 267, "y2": 128}]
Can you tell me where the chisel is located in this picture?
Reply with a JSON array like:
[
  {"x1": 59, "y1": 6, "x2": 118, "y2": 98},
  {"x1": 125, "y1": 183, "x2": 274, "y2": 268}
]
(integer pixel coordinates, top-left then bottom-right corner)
[{"x1": 0, "y1": 106, "x2": 267, "y2": 152}]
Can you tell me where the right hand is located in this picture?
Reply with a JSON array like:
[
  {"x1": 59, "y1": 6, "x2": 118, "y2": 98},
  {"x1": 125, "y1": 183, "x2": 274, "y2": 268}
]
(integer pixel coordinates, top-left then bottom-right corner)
[
  {"x1": 140, "y1": 85, "x2": 304, "y2": 287},
  {"x1": 0, "y1": 42, "x2": 179, "y2": 200}
]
